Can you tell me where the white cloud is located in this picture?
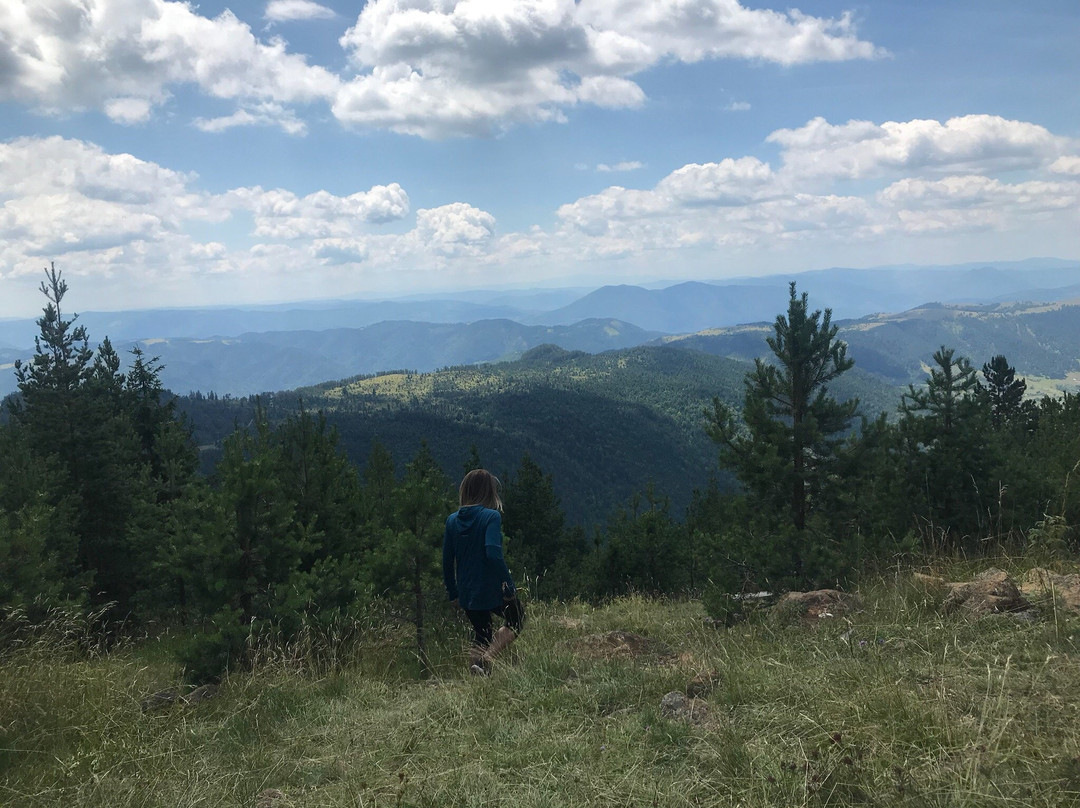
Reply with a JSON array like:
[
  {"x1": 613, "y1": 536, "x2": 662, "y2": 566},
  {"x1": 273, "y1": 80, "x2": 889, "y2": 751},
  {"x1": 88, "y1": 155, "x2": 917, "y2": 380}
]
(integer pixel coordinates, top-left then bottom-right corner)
[
  {"x1": 265, "y1": 1, "x2": 336, "y2": 23},
  {"x1": 414, "y1": 203, "x2": 496, "y2": 255},
  {"x1": 656, "y1": 157, "x2": 777, "y2": 205},
  {"x1": 333, "y1": 0, "x2": 880, "y2": 137},
  {"x1": 194, "y1": 102, "x2": 308, "y2": 135},
  {"x1": 768, "y1": 115, "x2": 1071, "y2": 180},
  {"x1": 1050, "y1": 156, "x2": 1080, "y2": 176},
  {"x1": 0, "y1": 0, "x2": 884, "y2": 138},
  {"x1": 231, "y1": 183, "x2": 411, "y2": 238},
  {"x1": 726, "y1": 101, "x2": 751, "y2": 112},
  {"x1": 0, "y1": 136, "x2": 417, "y2": 286},
  {"x1": 0, "y1": 0, "x2": 338, "y2": 125},
  {"x1": 104, "y1": 97, "x2": 154, "y2": 124},
  {"x1": 552, "y1": 115, "x2": 1080, "y2": 259},
  {"x1": 576, "y1": 0, "x2": 884, "y2": 66},
  {"x1": 597, "y1": 162, "x2": 643, "y2": 172}
]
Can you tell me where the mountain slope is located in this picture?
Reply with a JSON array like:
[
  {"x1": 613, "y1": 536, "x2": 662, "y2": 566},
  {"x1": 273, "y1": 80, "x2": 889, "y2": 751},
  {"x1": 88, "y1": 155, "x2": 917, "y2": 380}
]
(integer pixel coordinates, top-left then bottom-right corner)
[
  {"x1": 662, "y1": 300, "x2": 1080, "y2": 390},
  {"x1": 0, "y1": 318, "x2": 655, "y2": 398},
  {"x1": 179, "y1": 343, "x2": 898, "y2": 524}
]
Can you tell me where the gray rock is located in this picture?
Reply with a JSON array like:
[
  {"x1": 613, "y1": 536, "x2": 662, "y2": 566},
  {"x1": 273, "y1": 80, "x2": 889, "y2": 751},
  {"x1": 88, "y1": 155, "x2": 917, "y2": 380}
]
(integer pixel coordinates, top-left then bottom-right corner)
[{"x1": 660, "y1": 691, "x2": 689, "y2": 718}]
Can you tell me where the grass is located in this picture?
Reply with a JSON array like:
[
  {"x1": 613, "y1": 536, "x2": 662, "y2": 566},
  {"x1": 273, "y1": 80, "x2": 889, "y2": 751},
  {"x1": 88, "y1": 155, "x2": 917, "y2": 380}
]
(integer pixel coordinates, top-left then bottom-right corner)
[{"x1": 3, "y1": 570, "x2": 1080, "y2": 807}]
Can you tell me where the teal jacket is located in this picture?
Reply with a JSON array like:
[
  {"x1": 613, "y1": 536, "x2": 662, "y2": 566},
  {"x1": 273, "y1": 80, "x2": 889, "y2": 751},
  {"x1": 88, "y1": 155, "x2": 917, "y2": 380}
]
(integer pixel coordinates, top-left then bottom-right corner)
[{"x1": 442, "y1": 505, "x2": 516, "y2": 611}]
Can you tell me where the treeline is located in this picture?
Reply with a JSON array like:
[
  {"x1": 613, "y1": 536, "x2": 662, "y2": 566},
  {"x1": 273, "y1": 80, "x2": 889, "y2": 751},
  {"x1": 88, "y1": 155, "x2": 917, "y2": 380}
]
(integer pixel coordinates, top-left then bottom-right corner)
[{"x1": 2, "y1": 269, "x2": 1079, "y2": 681}]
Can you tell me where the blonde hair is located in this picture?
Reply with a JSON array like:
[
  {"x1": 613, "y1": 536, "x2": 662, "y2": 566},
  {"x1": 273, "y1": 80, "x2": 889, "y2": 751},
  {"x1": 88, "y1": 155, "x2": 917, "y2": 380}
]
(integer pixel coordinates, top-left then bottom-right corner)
[{"x1": 459, "y1": 468, "x2": 503, "y2": 511}]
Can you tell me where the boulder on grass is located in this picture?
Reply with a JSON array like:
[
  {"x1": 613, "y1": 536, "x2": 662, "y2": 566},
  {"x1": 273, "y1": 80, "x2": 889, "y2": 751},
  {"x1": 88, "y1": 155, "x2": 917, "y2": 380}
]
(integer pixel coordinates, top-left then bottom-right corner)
[
  {"x1": 1020, "y1": 568, "x2": 1080, "y2": 614},
  {"x1": 942, "y1": 568, "x2": 1028, "y2": 615}
]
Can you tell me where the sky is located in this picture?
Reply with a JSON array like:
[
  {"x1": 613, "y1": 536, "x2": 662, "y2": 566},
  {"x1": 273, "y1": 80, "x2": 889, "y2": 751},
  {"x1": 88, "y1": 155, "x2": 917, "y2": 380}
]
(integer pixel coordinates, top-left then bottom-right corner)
[{"x1": 1, "y1": 0, "x2": 1078, "y2": 317}]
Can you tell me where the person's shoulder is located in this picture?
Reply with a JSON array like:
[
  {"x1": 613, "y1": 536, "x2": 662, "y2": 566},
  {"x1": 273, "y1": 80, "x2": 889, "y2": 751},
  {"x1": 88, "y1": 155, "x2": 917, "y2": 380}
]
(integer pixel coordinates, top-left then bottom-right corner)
[{"x1": 480, "y1": 507, "x2": 502, "y2": 525}]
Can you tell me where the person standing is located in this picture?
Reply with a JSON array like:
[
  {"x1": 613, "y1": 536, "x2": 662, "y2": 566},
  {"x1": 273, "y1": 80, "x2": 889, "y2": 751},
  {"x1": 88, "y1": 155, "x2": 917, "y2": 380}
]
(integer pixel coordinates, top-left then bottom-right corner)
[{"x1": 443, "y1": 469, "x2": 523, "y2": 675}]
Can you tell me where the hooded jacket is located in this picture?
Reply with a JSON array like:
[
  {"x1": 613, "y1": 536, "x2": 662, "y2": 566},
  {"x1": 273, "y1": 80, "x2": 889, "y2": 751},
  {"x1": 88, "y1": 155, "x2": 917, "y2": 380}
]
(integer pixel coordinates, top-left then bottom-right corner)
[{"x1": 442, "y1": 505, "x2": 516, "y2": 611}]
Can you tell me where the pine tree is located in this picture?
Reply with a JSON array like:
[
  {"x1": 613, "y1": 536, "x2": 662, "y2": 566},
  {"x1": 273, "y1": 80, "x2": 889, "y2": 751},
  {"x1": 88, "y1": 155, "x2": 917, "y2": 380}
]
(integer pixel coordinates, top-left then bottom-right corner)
[
  {"x1": 501, "y1": 453, "x2": 575, "y2": 598},
  {"x1": 11, "y1": 265, "x2": 143, "y2": 608},
  {"x1": 897, "y1": 346, "x2": 990, "y2": 547},
  {"x1": 705, "y1": 283, "x2": 857, "y2": 583},
  {"x1": 980, "y1": 354, "x2": 1029, "y2": 430},
  {"x1": 366, "y1": 445, "x2": 453, "y2": 676}
]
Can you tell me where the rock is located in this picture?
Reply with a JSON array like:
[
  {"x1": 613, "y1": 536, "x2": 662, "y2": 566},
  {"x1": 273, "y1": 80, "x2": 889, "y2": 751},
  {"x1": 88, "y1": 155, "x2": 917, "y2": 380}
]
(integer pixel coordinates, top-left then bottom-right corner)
[
  {"x1": 255, "y1": 788, "x2": 290, "y2": 808},
  {"x1": 660, "y1": 691, "x2": 688, "y2": 717},
  {"x1": 942, "y1": 568, "x2": 1028, "y2": 615},
  {"x1": 574, "y1": 631, "x2": 672, "y2": 661},
  {"x1": 184, "y1": 684, "x2": 220, "y2": 705},
  {"x1": 686, "y1": 670, "x2": 721, "y2": 698},
  {"x1": 776, "y1": 589, "x2": 859, "y2": 620},
  {"x1": 659, "y1": 691, "x2": 710, "y2": 724},
  {"x1": 1020, "y1": 568, "x2": 1080, "y2": 614},
  {"x1": 140, "y1": 688, "x2": 181, "y2": 713}
]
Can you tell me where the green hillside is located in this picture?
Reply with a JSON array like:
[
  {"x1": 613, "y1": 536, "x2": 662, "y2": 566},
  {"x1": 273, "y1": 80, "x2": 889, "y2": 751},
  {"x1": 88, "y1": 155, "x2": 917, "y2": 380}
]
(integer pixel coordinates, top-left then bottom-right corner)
[
  {"x1": 179, "y1": 343, "x2": 899, "y2": 524},
  {"x1": 663, "y1": 300, "x2": 1080, "y2": 393}
]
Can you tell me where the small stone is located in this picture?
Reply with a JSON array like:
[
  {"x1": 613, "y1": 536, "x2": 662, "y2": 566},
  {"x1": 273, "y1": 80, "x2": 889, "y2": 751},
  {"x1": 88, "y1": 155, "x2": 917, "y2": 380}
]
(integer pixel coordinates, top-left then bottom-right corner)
[
  {"x1": 660, "y1": 691, "x2": 688, "y2": 718},
  {"x1": 140, "y1": 688, "x2": 181, "y2": 713},
  {"x1": 659, "y1": 690, "x2": 710, "y2": 725}
]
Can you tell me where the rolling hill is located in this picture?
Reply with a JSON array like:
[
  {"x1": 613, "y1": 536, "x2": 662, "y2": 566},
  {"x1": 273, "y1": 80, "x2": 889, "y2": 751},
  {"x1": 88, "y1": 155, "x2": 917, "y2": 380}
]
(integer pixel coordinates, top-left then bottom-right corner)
[
  {"x1": 179, "y1": 343, "x2": 898, "y2": 524},
  {"x1": 662, "y1": 299, "x2": 1080, "y2": 392}
]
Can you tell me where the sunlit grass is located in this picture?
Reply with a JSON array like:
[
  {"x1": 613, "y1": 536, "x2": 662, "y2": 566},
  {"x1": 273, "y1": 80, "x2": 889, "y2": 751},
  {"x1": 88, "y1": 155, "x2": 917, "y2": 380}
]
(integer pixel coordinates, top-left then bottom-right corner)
[{"x1": 4, "y1": 575, "x2": 1080, "y2": 807}]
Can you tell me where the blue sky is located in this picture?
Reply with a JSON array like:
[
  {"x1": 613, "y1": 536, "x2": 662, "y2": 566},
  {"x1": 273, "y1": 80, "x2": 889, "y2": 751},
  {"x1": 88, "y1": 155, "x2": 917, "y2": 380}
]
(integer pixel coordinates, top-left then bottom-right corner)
[{"x1": 1, "y1": 0, "x2": 1078, "y2": 317}]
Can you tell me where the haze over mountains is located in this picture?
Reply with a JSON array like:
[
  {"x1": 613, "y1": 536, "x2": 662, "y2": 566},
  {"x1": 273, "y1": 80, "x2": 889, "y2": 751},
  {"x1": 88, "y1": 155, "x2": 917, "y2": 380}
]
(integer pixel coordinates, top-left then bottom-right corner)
[{"x1": 1, "y1": 259, "x2": 1079, "y2": 398}]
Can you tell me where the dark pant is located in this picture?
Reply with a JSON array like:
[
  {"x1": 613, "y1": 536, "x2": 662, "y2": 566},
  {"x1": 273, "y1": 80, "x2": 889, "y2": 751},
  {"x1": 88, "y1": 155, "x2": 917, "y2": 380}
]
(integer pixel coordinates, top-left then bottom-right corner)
[{"x1": 464, "y1": 598, "x2": 525, "y2": 647}]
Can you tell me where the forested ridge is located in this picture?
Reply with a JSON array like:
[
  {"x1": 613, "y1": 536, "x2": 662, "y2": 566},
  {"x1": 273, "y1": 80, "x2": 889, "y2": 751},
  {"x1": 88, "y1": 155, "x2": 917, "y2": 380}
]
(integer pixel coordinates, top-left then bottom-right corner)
[{"x1": 2, "y1": 269, "x2": 1079, "y2": 685}]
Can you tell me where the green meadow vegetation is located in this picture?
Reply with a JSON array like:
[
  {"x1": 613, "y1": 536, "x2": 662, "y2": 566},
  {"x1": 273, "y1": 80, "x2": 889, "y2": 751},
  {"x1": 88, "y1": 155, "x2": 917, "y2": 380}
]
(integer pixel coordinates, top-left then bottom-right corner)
[
  {"x1": 4, "y1": 581, "x2": 1080, "y2": 807},
  {"x1": 3, "y1": 268, "x2": 1080, "y2": 805}
]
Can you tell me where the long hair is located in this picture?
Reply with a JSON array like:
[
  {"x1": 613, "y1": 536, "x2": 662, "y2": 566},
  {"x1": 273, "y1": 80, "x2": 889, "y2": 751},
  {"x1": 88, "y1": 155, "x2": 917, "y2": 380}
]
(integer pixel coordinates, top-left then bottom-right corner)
[{"x1": 459, "y1": 468, "x2": 503, "y2": 511}]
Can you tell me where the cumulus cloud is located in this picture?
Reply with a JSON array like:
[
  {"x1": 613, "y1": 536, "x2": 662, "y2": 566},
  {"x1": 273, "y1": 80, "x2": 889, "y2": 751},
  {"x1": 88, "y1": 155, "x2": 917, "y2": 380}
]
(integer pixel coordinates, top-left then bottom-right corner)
[
  {"x1": 0, "y1": 136, "x2": 420, "y2": 284},
  {"x1": 0, "y1": 0, "x2": 885, "y2": 137},
  {"x1": 230, "y1": 184, "x2": 411, "y2": 238},
  {"x1": 597, "y1": 162, "x2": 643, "y2": 172},
  {"x1": 414, "y1": 203, "x2": 497, "y2": 255},
  {"x1": 1050, "y1": 156, "x2": 1080, "y2": 176},
  {"x1": 552, "y1": 114, "x2": 1080, "y2": 259},
  {"x1": 265, "y1": 0, "x2": 336, "y2": 23},
  {"x1": 0, "y1": 0, "x2": 338, "y2": 125},
  {"x1": 768, "y1": 115, "x2": 1071, "y2": 180},
  {"x1": 332, "y1": 0, "x2": 880, "y2": 137}
]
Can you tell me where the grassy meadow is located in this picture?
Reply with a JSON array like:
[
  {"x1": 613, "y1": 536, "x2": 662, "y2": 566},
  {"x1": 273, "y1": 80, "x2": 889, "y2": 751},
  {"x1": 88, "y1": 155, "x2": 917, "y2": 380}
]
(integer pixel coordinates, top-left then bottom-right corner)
[{"x1": 3, "y1": 565, "x2": 1080, "y2": 807}]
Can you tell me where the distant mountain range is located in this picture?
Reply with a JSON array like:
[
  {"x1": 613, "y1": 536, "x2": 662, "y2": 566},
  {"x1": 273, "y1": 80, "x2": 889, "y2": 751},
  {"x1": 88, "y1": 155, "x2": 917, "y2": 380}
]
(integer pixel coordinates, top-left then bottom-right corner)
[
  {"x1": 1, "y1": 259, "x2": 1078, "y2": 398},
  {"x1": 125, "y1": 318, "x2": 656, "y2": 397}
]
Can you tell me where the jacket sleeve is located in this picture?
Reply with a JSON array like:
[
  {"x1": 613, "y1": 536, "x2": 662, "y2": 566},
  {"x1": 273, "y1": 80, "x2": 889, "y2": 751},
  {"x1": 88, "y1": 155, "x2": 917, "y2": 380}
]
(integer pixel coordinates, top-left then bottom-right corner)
[
  {"x1": 442, "y1": 517, "x2": 458, "y2": 602},
  {"x1": 483, "y1": 511, "x2": 515, "y2": 597}
]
